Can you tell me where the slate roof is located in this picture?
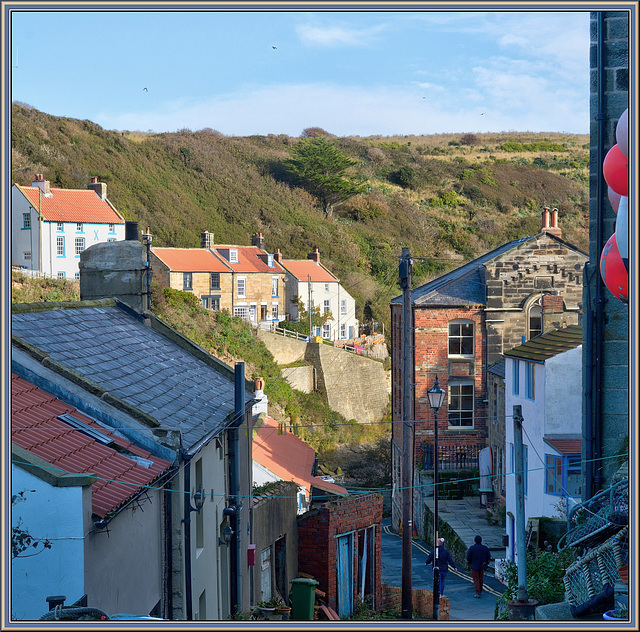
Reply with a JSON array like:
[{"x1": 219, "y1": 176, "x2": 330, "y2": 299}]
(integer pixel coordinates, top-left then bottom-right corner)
[
  {"x1": 279, "y1": 259, "x2": 337, "y2": 284},
  {"x1": 391, "y1": 237, "x2": 531, "y2": 306},
  {"x1": 15, "y1": 184, "x2": 124, "y2": 224},
  {"x1": 503, "y1": 325, "x2": 582, "y2": 363},
  {"x1": 487, "y1": 359, "x2": 505, "y2": 379},
  {"x1": 152, "y1": 247, "x2": 229, "y2": 272},
  {"x1": 12, "y1": 373, "x2": 173, "y2": 519},
  {"x1": 252, "y1": 416, "x2": 348, "y2": 497},
  {"x1": 544, "y1": 437, "x2": 582, "y2": 455},
  {"x1": 12, "y1": 303, "x2": 249, "y2": 451}
]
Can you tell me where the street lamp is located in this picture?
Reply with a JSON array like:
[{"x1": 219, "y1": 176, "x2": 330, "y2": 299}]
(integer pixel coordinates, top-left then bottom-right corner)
[{"x1": 428, "y1": 375, "x2": 446, "y2": 621}]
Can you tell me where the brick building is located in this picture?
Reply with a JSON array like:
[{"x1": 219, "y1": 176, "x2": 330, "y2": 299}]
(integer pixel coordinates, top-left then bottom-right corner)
[
  {"x1": 390, "y1": 213, "x2": 588, "y2": 531},
  {"x1": 297, "y1": 493, "x2": 383, "y2": 618}
]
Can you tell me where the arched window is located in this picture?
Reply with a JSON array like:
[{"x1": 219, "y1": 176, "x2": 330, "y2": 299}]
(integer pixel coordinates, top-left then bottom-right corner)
[
  {"x1": 526, "y1": 296, "x2": 543, "y2": 340},
  {"x1": 448, "y1": 319, "x2": 474, "y2": 356}
]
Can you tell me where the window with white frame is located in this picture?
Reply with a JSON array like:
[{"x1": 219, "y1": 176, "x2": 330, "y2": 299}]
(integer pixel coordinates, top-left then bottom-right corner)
[
  {"x1": 448, "y1": 382, "x2": 474, "y2": 428},
  {"x1": 272, "y1": 304, "x2": 278, "y2": 320},
  {"x1": 57, "y1": 221, "x2": 63, "y2": 231},
  {"x1": 229, "y1": 249, "x2": 238, "y2": 263},
  {"x1": 340, "y1": 323, "x2": 346, "y2": 339},
  {"x1": 108, "y1": 223, "x2": 115, "y2": 233},
  {"x1": 237, "y1": 277, "x2": 246, "y2": 298},
  {"x1": 183, "y1": 272, "x2": 193, "y2": 291},
  {"x1": 323, "y1": 299, "x2": 330, "y2": 314},
  {"x1": 525, "y1": 362, "x2": 535, "y2": 400},
  {"x1": 23, "y1": 213, "x2": 31, "y2": 229},
  {"x1": 528, "y1": 305, "x2": 542, "y2": 340},
  {"x1": 24, "y1": 251, "x2": 31, "y2": 261},
  {"x1": 57, "y1": 236, "x2": 65, "y2": 257},
  {"x1": 272, "y1": 276, "x2": 279, "y2": 297},
  {"x1": 325, "y1": 283, "x2": 329, "y2": 293},
  {"x1": 210, "y1": 272, "x2": 220, "y2": 290},
  {"x1": 76, "y1": 222, "x2": 83, "y2": 232},
  {"x1": 448, "y1": 320, "x2": 474, "y2": 355},
  {"x1": 250, "y1": 305, "x2": 257, "y2": 322},
  {"x1": 512, "y1": 359, "x2": 520, "y2": 396},
  {"x1": 234, "y1": 306, "x2": 249, "y2": 321},
  {"x1": 75, "y1": 237, "x2": 85, "y2": 255},
  {"x1": 341, "y1": 299, "x2": 347, "y2": 315},
  {"x1": 74, "y1": 272, "x2": 80, "y2": 280},
  {"x1": 322, "y1": 323, "x2": 331, "y2": 338}
]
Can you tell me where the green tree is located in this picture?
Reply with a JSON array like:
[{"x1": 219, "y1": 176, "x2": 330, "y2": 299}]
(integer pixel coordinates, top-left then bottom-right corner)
[
  {"x1": 282, "y1": 137, "x2": 365, "y2": 218},
  {"x1": 280, "y1": 296, "x2": 332, "y2": 337}
]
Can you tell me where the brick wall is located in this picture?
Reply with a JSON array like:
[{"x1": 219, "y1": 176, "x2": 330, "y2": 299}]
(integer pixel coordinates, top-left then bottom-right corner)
[{"x1": 297, "y1": 493, "x2": 383, "y2": 614}]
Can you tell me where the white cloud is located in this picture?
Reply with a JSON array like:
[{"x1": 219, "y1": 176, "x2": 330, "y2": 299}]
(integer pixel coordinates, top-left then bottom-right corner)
[{"x1": 295, "y1": 23, "x2": 384, "y2": 47}]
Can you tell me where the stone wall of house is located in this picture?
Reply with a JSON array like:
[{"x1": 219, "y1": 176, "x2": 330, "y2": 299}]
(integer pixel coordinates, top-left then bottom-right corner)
[
  {"x1": 487, "y1": 369, "x2": 506, "y2": 499},
  {"x1": 585, "y1": 11, "x2": 629, "y2": 488},
  {"x1": 297, "y1": 493, "x2": 383, "y2": 614}
]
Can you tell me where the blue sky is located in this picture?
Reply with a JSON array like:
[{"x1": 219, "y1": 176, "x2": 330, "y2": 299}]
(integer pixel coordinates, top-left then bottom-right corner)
[{"x1": 10, "y1": 8, "x2": 590, "y2": 137}]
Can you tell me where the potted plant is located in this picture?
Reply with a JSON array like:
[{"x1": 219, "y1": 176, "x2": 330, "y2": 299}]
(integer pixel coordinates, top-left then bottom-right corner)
[{"x1": 603, "y1": 603, "x2": 628, "y2": 620}]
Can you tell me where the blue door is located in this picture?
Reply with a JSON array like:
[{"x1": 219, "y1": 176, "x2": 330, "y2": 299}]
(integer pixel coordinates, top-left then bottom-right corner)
[{"x1": 336, "y1": 534, "x2": 354, "y2": 617}]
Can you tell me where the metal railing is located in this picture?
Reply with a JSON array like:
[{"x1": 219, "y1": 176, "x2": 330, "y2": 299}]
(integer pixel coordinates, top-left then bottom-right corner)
[
  {"x1": 418, "y1": 443, "x2": 480, "y2": 472},
  {"x1": 268, "y1": 323, "x2": 374, "y2": 357}
]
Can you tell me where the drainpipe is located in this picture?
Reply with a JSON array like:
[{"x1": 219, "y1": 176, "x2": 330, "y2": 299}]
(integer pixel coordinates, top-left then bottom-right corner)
[
  {"x1": 583, "y1": 264, "x2": 594, "y2": 499},
  {"x1": 183, "y1": 454, "x2": 194, "y2": 620},
  {"x1": 164, "y1": 476, "x2": 174, "y2": 619},
  {"x1": 593, "y1": 11, "x2": 607, "y2": 495}
]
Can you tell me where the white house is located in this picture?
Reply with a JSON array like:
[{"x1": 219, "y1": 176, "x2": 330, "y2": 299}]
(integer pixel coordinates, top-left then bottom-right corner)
[
  {"x1": 275, "y1": 247, "x2": 359, "y2": 341},
  {"x1": 12, "y1": 175, "x2": 125, "y2": 279},
  {"x1": 503, "y1": 325, "x2": 583, "y2": 561}
]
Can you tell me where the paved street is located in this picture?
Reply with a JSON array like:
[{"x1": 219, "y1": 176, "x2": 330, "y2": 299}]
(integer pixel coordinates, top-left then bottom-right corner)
[{"x1": 381, "y1": 500, "x2": 507, "y2": 621}]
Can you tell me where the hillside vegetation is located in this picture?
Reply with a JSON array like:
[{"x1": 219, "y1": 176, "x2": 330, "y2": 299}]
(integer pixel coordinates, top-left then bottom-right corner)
[{"x1": 11, "y1": 102, "x2": 590, "y2": 335}]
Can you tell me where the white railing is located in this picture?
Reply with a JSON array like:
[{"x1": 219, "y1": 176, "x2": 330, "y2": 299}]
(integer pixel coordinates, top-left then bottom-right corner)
[{"x1": 268, "y1": 323, "x2": 373, "y2": 357}]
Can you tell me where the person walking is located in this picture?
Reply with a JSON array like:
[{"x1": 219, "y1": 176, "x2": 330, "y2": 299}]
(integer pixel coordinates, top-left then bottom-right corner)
[
  {"x1": 466, "y1": 535, "x2": 492, "y2": 598},
  {"x1": 425, "y1": 537, "x2": 458, "y2": 596}
]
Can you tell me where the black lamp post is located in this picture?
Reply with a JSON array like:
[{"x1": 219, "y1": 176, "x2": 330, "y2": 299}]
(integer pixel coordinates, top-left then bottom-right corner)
[{"x1": 427, "y1": 375, "x2": 446, "y2": 621}]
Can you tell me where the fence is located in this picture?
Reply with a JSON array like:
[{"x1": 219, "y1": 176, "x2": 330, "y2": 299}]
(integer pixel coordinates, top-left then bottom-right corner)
[
  {"x1": 417, "y1": 443, "x2": 480, "y2": 473},
  {"x1": 268, "y1": 323, "x2": 373, "y2": 357}
]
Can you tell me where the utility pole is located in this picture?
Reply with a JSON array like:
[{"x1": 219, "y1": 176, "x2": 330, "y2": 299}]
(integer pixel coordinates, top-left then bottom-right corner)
[
  {"x1": 308, "y1": 274, "x2": 313, "y2": 339},
  {"x1": 508, "y1": 404, "x2": 537, "y2": 620},
  {"x1": 400, "y1": 247, "x2": 414, "y2": 620}
]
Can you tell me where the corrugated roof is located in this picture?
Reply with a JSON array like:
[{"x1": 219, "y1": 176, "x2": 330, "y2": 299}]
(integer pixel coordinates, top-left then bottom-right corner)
[
  {"x1": 12, "y1": 373, "x2": 172, "y2": 519},
  {"x1": 280, "y1": 260, "x2": 337, "y2": 284},
  {"x1": 503, "y1": 325, "x2": 582, "y2": 363},
  {"x1": 16, "y1": 184, "x2": 124, "y2": 224},
  {"x1": 252, "y1": 416, "x2": 348, "y2": 497},
  {"x1": 12, "y1": 303, "x2": 250, "y2": 452},
  {"x1": 544, "y1": 437, "x2": 582, "y2": 455},
  {"x1": 212, "y1": 246, "x2": 285, "y2": 274},
  {"x1": 152, "y1": 248, "x2": 229, "y2": 272}
]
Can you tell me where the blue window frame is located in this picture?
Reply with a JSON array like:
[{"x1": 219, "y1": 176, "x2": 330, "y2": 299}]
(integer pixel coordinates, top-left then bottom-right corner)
[
  {"x1": 525, "y1": 362, "x2": 535, "y2": 400},
  {"x1": 512, "y1": 359, "x2": 520, "y2": 395},
  {"x1": 57, "y1": 222, "x2": 64, "y2": 232},
  {"x1": 545, "y1": 454, "x2": 581, "y2": 496},
  {"x1": 76, "y1": 222, "x2": 84, "y2": 233}
]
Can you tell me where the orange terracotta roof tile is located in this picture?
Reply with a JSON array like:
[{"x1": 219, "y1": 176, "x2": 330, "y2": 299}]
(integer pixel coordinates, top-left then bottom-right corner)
[
  {"x1": 16, "y1": 185, "x2": 124, "y2": 224},
  {"x1": 252, "y1": 416, "x2": 347, "y2": 496},
  {"x1": 544, "y1": 438, "x2": 582, "y2": 455},
  {"x1": 280, "y1": 259, "x2": 337, "y2": 283},
  {"x1": 213, "y1": 246, "x2": 285, "y2": 274},
  {"x1": 152, "y1": 248, "x2": 230, "y2": 272},
  {"x1": 11, "y1": 373, "x2": 172, "y2": 519}
]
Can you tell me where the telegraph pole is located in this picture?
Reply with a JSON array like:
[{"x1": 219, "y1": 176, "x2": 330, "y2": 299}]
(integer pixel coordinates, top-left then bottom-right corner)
[
  {"x1": 308, "y1": 274, "x2": 313, "y2": 339},
  {"x1": 400, "y1": 247, "x2": 414, "y2": 620}
]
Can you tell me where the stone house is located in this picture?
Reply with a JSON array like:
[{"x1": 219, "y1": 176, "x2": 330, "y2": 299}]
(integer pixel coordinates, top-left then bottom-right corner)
[
  {"x1": 150, "y1": 231, "x2": 287, "y2": 325},
  {"x1": 11, "y1": 174, "x2": 125, "y2": 279},
  {"x1": 390, "y1": 213, "x2": 588, "y2": 531},
  {"x1": 275, "y1": 247, "x2": 359, "y2": 341},
  {"x1": 486, "y1": 360, "x2": 506, "y2": 502}
]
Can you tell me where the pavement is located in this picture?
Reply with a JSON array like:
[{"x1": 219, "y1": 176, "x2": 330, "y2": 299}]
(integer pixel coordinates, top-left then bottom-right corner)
[{"x1": 381, "y1": 496, "x2": 508, "y2": 621}]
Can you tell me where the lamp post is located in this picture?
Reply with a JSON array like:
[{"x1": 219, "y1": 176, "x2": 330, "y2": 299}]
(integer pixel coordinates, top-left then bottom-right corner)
[{"x1": 428, "y1": 375, "x2": 446, "y2": 621}]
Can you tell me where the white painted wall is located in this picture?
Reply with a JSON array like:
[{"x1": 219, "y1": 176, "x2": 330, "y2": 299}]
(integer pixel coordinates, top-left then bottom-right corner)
[
  {"x1": 11, "y1": 466, "x2": 88, "y2": 620},
  {"x1": 544, "y1": 346, "x2": 583, "y2": 435}
]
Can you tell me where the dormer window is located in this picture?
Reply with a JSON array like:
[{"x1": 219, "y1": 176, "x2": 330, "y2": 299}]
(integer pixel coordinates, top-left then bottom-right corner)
[
  {"x1": 76, "y1": 222, "x2": 83, "y2": 232},
  {"x1": 268, "y1": 254, "x2": 274, "y2": 267},
  {"x1": 229, "y1": 249, "x2": 238, "y2": 263}
]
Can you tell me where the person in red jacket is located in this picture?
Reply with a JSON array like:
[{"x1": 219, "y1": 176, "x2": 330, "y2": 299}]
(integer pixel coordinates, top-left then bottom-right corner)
[
  {"x1": 425, "y1": 538, "x2": 458, "y2": 596},
  {"x1": 466, "y1": 535, "x2": 492, "y2": 597}
]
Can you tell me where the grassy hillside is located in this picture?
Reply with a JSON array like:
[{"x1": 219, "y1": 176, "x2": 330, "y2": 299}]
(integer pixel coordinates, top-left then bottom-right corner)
[{"x1": 12, "y1": 102, "x2": 590, "y2": 334}]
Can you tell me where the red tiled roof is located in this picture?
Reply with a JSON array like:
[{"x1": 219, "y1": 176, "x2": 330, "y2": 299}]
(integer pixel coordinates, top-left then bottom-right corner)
[
  {"x1": 15, "y1": 185, "x2": 124, "y2": 224},
  {"x1": 544, "y1": 438, "x2": 582, "y2": 455},
  {"x1": 252, "y1": 416, "x2": 347, "y2": 496},
  {"x1": 152, "y1": 248, "x2": 229, "y2": 272},
  {"x1": 11, "y1": 374, "x2": 173, "y2": 519},
  {"x1": 213, "y1": 246, "x2": 285, "y2": 274},
  {"x1": 280, "y1": 259, "x2": 337, "y2": 283}
]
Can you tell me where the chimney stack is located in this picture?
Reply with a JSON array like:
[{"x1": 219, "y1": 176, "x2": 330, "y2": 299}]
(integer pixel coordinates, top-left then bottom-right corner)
[
  {"x1": 540, "y1": 207, "x2": 562, "y2": 239},
  {"x1": 32, "y1": 174, "x2": 51, "y2": 197},
  {"x1": 201, "y1": 230, "x2": 214, "y2": 249},
  {"x1": 252, "y1": 232, "x2": 265, "y2": 250},
  {"x1": 308, "y1": 247, "x2": 320, "y2": 264},
  {"x1": 87, "y1": 176, "x2": 107, "y2": 200},
  {"x1": 274, "y1": 248, "x2": 283, "y2": 263}
]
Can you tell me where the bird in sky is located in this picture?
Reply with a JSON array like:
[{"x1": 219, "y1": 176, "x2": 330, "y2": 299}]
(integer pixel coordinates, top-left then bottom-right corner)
[
  {"x1": 272, "y1": 45, "x2": 277, "y2": 49},
  {"x1": 143, "y1": 87, "x2": 148, "y2": 92}
]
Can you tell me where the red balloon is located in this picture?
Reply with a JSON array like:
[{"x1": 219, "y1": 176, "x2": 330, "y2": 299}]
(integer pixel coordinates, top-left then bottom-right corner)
[
  {"x1": 602, "y1": 144, "x2": 628, "y2": 196},
  {"x1": 608, "y1": 186, "x2": 621, "y2": 213},
  {"x1": 600, "y1": 233, "x2": 628, "y2": 303}
]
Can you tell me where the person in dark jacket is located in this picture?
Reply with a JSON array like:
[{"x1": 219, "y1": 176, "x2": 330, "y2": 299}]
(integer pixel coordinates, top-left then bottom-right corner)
[
  {"x1": 466, "y1": 535, "x2": 492, "y2": 597},
  {"x1": 425, "y1": 537, "x2": 457, "y2": 595}
]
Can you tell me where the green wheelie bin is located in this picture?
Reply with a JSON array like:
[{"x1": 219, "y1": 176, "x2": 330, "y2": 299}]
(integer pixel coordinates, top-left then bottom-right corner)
[{"x1": 290, "y1": 577, "x2": 319, "y2": 620}]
